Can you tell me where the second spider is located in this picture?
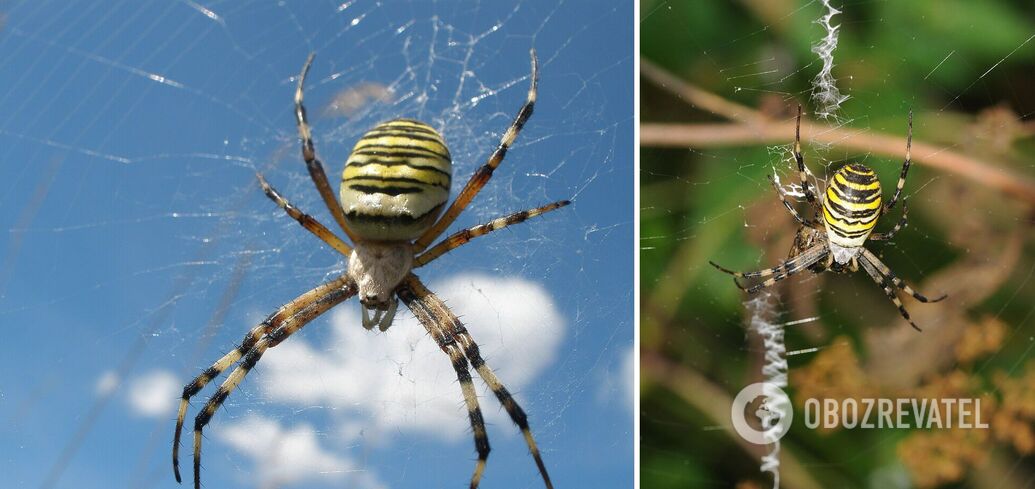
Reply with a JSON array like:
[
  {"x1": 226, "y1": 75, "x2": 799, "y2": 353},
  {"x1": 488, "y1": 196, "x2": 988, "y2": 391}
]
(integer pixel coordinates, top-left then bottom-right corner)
[{"x1": 710, "y1": 106, "x2": 946, "y2": 330}]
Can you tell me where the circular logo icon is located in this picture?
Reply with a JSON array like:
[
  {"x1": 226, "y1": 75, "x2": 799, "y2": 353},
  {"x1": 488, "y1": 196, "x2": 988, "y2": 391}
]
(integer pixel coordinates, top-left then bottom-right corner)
[{"x1": 731, "y1": 382, "x2": 793, "y2": 444}]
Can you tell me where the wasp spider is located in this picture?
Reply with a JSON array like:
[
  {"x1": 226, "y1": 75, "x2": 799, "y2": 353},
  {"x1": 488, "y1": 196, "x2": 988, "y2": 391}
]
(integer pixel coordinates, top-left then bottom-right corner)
[
  {"x1": 172, "y1": 50, "x2": 566, "y2": 489},
  {"x1": 710, "y1": 106, "x2": 946, "y2": 331}
]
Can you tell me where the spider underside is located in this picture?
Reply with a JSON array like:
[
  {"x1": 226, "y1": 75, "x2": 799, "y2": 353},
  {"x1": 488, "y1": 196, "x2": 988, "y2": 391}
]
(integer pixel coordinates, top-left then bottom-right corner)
[
  {"x1": 710, "y1": 106, "x2": 946, "y2": 331},
  {"x1": 173, "y1": 50, "x2": 566, "y2": 489}
]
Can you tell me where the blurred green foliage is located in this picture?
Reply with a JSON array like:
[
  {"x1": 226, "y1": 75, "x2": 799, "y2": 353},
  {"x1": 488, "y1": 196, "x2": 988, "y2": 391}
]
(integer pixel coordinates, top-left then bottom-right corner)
[{"x1": 641, "y1": 1, "x2": 1035, "y2": 488}]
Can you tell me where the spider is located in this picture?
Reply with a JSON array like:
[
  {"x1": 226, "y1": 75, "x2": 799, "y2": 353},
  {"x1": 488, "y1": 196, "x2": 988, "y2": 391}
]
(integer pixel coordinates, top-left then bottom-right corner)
[
  {"x1": 709, "y1": 105, "x2": 946, "y2": 331},
  {"x1": 172, "y1": 50, "x2": 566, "y2": 489}
]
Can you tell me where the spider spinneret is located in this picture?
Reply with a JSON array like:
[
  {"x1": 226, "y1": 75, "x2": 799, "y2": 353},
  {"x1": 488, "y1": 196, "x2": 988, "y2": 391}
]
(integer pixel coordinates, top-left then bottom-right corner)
[{"x1": 710, "y1": 105, "x2": 946, "y2": 331}]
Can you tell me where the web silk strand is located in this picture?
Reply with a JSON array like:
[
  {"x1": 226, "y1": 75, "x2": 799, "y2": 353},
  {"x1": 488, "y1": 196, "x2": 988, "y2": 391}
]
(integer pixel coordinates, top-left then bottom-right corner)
[
  {"x1": 811, "y1": 0, "x2": 849, "y2": 119},
  {"x1": 747, "y1": 292, "x2": 787, "y2": 489}
]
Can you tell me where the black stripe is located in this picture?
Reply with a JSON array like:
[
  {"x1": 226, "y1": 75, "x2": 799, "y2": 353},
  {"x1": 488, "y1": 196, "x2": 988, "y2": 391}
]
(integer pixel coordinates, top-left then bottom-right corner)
[
  {"x1": 514, "y1": 102, "x2": 535, "y2": 133},
  {"x1": 356, "y1": 143, "x2": 450, "y2": 160},
  {"x1": 878, "y1": 273, "x2": 893, "y2": 292},
  {"x1": 825, "y1": 199, "x2": 881, "y2": 220},
  {"x1": 347, "y1": 184, "x2": 422, "y2": 196},
  {"x1": 843, "y1": 163, "x2": 876, "y2": 175},
  {"x1": 239, "y1": 348, "x2": 262, "y2": 370},
  {"x1": 825, "y1": 203, "x2": 879, "y2": 223},
  {"x1": 494, "y1": 384, "x2": 529, "y2": 427},
  {"x1": 182, "y1": 372, "x2": 212, "y2": 397},
  {"x1": 838, "y1": 169, "x2": 879, "y2": 185},
  {"x1": 346, "y1": 175, "x2": 443, "y2": 185},
  {"x1": 345, "y1": 174, "x2": 448, "y2": 188},
  {"x1": 829, "y1": 182, "x2": 880, "y2": 203},
  {"x1": 345, "y1": 158, "x2": 452, "y2": 178},
  {"x1": 828, "y1": 226, "x2": 872, "y2": 238},
  {"x1": 826, "y1": 213, "x2": 878, "y2": 228},
  {"x1": 461, "y1": 339, "x2": 486, "y2": 370},
  {"x1": 346, "y1": 203, "x2": 443, "y2": 225},
  {"x1": 829, "y1": 177, "x2": 881, "y2": 199},
  {"x1": 353, "y1": 147, "x2": 452, "y2": 162},
  {"x1": 198, "y1": 366, "x2": 219, "y2": 382},
  {"x1": 359, "y1": 130, "x2": 445, "y2": 144}
]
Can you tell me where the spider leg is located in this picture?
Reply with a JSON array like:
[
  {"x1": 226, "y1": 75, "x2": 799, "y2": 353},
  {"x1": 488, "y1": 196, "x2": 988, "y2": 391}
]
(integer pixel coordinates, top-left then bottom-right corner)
[
  {"x1": 294, "y1": 53, "x2": 360, "y2": 244},
  {"x1": 396, "y1": 276, "x2": 492, "y2": 489},
  {"x1": 855, "y1": 251, "x2": 923, "y2": 331},
  {"x1": 883, "y1": 110, "x2": 913, "y2": 214},
  {"x1": 414, "y1": 200, "x2": 571, "y2": 267},
  {"x1": 793, "y1": 105, "x2": 820, "y2": 209},
  {"x1": 861, "y1": 248, "x2": 947, "y2": 303},
  {"x1": 710, "y1": 244, "x2": 829, "y2": 294},
  {"x1": 709, "y1": 243, "x2": 828, "y2": 279},
  {"x1": 869, "y1": 197, "x2": 909, "y2": 241},
  {"x1": 186, "y1": 277, "x2": 356, "y2": 489},
  {"x1": 768, "y1": 174, "x2": 817, "y2": 227},
  {"x1": 740, "y1": 263, "x2": 814, "y2": 294},
  {"x1": 398, "y1": 275, "x2": 553, "y2": 489},
  {"x1": 414, "y1": 50, "x2": 539, "y2": 252},
  {"x1": 258, "y1": 174, "x2": 352, "y2": 256},
  {"x1": 172, "y1": 275, "x2": 353, "y2": 482}
]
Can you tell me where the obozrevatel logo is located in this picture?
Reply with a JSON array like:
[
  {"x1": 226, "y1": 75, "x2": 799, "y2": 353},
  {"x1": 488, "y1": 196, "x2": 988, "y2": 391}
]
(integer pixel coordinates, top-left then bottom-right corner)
[{"x1": 731, "y1": 382, "x2": 794, "y2": 444}]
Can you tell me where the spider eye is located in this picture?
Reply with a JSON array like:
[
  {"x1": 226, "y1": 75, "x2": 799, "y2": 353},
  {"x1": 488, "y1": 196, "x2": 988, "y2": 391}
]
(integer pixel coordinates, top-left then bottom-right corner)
[{"x1": 339, "y1": 118, "x2": 453, "y2": 241}]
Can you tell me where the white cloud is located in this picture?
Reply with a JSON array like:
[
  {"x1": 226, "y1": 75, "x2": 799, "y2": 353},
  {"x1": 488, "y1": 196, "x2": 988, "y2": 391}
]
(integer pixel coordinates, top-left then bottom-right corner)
[
  {"x1": 257, "y1": 273, "x2": 566, "y2": 443},
  {"x1": 126, "y1": 369, "x2": 180, "y2": 417},
  {"x1": 217, "y1": 414, "x2": 384, "y2": 489}
]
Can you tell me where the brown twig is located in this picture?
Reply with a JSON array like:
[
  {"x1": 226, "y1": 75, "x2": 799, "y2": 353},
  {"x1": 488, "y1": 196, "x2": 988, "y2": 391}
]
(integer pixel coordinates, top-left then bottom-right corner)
[
  {"x1": 641, "y1": 122, "x2": 1035, "y2": 206},
  {"x1": 640, "y1": 59, "x2": 1035, "y2": 206},
  {"x1": 641, "y1": 58, "x2": 764, "y2": 124}
]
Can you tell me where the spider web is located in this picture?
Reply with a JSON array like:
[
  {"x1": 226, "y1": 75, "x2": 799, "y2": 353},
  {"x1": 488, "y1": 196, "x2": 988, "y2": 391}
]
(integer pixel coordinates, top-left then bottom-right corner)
[
  {"x1": 0, "y1": 2, "x2": 633, "y2": 488},
  {"x1": 641, "y1": 1, "x2": 1035, "y2": 488}
]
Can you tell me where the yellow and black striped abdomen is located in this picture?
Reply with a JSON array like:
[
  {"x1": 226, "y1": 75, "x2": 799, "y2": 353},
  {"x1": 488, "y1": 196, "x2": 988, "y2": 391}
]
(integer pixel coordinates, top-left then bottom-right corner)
[
  {"x1": 822, "y1": 163, "x2": 882, "y2": 250},
  {"x1": 340, "y1": 119, "x2": 452, "y2": 242}
]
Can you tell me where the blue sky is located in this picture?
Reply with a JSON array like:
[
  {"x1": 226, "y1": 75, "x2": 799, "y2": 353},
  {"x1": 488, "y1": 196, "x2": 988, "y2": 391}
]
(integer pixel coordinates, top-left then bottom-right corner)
[{"x1": 0, "y1": 1, "x2": 633, "y2": 488}]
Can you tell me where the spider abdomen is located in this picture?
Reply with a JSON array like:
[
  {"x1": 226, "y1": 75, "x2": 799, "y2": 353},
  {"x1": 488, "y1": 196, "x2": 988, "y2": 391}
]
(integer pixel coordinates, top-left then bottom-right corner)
[
  {"x1": 823, "y1": 163, "x2": 881, "y2": 260},
  {"x1": 340, "y1": 119, "x2": 453, "y2": 242}
]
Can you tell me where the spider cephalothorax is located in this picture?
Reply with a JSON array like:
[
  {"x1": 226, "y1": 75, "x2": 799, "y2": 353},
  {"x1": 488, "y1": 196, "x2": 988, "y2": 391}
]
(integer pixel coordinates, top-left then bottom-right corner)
[
  {"x1": 787, "y1": 222, "x2": 828, "y2": 273},
  {"x1": 710, "y1": 105, "x2": 946, "y2": 331},
  {"x1": 173, "y1": 50, "x2": 566, "y2": 489},
  {"x1": 347, "y1": 240, "x2": 411, "y2": 325}
]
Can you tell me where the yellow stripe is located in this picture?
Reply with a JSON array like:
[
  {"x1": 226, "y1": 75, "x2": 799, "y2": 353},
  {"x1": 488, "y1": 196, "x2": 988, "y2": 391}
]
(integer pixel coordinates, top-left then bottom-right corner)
[
  {"x1": 381, "y1": 119, "x2": 436, "y2": 130},
  {"x1": 823, "y1": 206, "x2": 878, "y2": 232},
  {"x1": 843, "y1": 165, "x2": 875, "y2": 176},
  {"x1": 343, "y1": 163, "x2": 450, "y2": 188}
]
